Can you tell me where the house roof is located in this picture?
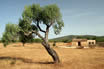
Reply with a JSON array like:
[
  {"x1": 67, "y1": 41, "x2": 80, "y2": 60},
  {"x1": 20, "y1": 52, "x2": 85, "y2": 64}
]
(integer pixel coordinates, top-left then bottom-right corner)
[{"x1": 72, "y1": 39, "x2": 87, "y2": 42}]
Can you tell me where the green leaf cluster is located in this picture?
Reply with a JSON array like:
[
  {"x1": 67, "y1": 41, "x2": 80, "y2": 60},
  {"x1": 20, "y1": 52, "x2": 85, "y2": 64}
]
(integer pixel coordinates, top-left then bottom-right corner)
[
  {"x1": 22, "y1": 4, "x2": 64, "y2": 35},
  {"x1": 2, "y1": 23, "x2": 19, "y2": 47}
]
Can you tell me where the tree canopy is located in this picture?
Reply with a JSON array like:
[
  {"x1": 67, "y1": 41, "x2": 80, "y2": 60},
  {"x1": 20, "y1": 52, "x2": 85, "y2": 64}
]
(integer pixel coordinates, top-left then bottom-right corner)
[
  {"x1": 19, "y1": 19, "x2": 36, "y2": 46},
  {"x1": 2, "y1": 23, "x2": 19, "y2": 47},
  {"x1": 21, "y1": 4, "x2": 64, "y2": 36}
]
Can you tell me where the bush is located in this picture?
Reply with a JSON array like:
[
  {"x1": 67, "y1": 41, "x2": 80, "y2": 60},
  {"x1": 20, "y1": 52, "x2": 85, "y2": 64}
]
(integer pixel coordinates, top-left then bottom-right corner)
[{"x1": 53, "y1": 41, "x2": 56, "y2": 46}]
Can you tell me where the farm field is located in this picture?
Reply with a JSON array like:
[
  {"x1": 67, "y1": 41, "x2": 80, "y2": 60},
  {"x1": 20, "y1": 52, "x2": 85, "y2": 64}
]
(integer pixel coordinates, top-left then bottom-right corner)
[{"x1": 0, "y1": 43, "x2": 104, "y2": 69}]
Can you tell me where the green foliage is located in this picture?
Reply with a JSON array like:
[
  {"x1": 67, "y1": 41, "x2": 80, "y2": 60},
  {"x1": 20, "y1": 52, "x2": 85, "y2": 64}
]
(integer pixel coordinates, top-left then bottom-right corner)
[
  {"x1": 22, "y1": 4, "x2": 41, "y2": 21},
  {"x1": 32, "y1": 38, "x2": 42, "y2": 43},
  {"x1": 2, "y1": 23, "x2": 19, "y2": 47},
  {"x1": 41, "y1": 4, "x2": 64, "y2": 35},
  {"x1": 19, "y1": 19, "x2": 32, "y2": 32},
  {"x1": 19, "y1": 38, "x2": 42, "y2": 43},
  {"x1": 22, "y1": 4, "x2": 64, "y2": 36},
  {"x1": 49, "y1": 39, "x2": 72, "y2": 43},
  {"x1": 96, "y1": 36, "x2": 104, "y2": 42},
  {"x1": 19, "y1": 31, "x2": 34, "y2": 45},
  {"x1": 53, "y1": 20, "x2": 64, "y2": 35},
  {"x1": 19, "y1": 19, "x2": 37, "y2": 45}
]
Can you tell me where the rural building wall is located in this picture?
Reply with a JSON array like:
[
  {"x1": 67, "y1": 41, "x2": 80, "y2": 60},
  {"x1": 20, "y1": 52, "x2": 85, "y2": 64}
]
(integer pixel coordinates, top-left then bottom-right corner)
[
  {"x1": 72, "y1": 41, "x2": 87, "y2": 46},
  {"x1": 81, "y1": 41, "x2": 87, "y2": 46},
  {"x1": 87, "y1": 40, "x2": 96, "y2": 46},
  {"x1": 72, "y1": 42, "x2": 78, "y2": 46},
  {"x1": 72, "y1": 39, "x2": 96, "y2": 47}
]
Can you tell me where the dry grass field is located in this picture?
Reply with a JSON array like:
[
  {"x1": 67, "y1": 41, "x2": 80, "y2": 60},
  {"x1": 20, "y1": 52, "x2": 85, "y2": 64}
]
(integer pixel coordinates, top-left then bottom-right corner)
[{"x1": 0, "y1": 43, "x2": 104, "y2": 69}]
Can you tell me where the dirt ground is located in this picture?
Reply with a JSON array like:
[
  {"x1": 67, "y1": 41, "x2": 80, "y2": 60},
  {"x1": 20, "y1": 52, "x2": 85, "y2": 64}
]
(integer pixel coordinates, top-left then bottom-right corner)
[{"x1": 0, "y1": 43, "x2": 104, "y2": 69}]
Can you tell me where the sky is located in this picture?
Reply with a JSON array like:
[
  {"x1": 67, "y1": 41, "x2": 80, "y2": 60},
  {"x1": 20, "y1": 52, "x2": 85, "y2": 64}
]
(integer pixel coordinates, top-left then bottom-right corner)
[{"x1": 0, "y1": 0, "x2": 104, "y2": 39}]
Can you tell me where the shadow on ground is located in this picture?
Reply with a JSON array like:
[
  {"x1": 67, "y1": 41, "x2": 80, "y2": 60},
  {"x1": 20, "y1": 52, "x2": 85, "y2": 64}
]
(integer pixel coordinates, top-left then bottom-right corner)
[{"x1": 0, "y1": 56, "x2": 54, "y2": 64}]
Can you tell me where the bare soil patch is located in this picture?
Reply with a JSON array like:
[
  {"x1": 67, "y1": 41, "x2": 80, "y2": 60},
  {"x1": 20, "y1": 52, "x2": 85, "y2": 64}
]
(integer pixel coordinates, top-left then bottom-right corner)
[{"x1": 0, "y1": 43, "x2": 104, "y2": 69}]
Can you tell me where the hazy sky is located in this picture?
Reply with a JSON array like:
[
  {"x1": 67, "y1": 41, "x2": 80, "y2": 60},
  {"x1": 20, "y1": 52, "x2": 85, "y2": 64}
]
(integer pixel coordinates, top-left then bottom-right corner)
[{"x1": 0, "y1": 0, "x2": 104, "y2": 39}]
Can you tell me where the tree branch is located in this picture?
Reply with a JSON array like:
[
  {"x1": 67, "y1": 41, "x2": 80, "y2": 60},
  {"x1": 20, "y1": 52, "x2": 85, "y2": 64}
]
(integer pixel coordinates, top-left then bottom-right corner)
[
  {"x1": 24, "y1": 30, "x2": 45, "y2": 41},
  {"x1": 36, "y1": 22, "x2": 46, "y2": 33},
  {"x1": 49, "y1": 20, "x2": 55, "y2": 27},
  {"x1": 32, "y1": 31, "x2": 45, "y2": 41}
]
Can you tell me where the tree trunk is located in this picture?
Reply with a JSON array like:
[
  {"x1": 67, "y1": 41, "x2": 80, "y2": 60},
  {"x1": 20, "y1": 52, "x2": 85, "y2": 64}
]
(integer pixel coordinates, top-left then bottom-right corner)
[
  {"x1": 33, "y1": 24, "x2": 60, "y2": 63},
  {"x1": 42, "y1": 41, "x2": 60, "y2": 63},
  {"x1": 45, "y1": 28, "x2": 49, "y2": 43},
  {"x1": 23, "y1": 43, "x2": 25, "y2": 47}
]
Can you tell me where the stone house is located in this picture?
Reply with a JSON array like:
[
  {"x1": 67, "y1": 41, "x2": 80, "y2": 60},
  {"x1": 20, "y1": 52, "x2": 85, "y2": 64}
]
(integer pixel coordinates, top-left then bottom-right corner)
[{"x1": 72, "y1": 38, "x2": 96, "y2": 47}]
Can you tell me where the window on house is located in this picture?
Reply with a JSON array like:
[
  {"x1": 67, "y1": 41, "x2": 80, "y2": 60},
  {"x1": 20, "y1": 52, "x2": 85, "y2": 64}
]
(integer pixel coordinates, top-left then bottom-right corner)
[
  {"x1": 92, "y1": 42, "x2": 94, "y2": 45},
  {"x1": 89, "y1": 42, "x2": 91, "y2": 45}
]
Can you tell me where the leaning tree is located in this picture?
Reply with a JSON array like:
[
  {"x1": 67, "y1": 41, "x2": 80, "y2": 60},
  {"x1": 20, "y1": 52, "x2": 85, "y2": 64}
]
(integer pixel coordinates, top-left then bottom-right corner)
[{"x1": 20, "y1": 4, "x2": 64, "y2": 63}]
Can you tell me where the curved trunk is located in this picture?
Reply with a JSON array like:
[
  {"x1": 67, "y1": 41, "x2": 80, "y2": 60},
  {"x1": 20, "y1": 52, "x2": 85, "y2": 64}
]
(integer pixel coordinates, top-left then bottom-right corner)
[
  {"x1": 42, "y1": 41, "x2": 60, "y2": 63},
  {"x1": 32, "y1": 23, "x2": 60, "y2": 63}
]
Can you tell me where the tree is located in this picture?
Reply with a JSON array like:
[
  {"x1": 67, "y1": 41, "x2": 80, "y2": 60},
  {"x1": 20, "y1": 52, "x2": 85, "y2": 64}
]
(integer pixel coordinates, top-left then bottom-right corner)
[
  {"x1": 19, "y1": 19, "x2": 36, "y2": 46},
  {"x1": 19, "y1": 31, "x2": 34, "y2": 46},
  {"x1": 53, "y1": 41, "x2": 56, "y2": 47},
  {"x1": 20, "y1": 4, "x2": 64, "y2": 63},
  {"x1": 2, "y1": 23, "x2": 19, "y2": 47}
]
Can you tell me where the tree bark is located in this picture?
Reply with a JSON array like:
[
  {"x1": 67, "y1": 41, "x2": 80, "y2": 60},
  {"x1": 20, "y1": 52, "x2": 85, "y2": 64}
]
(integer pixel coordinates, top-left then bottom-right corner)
[
  {"x1": 45, "y1": 30, "x2": 49, "y2": 42},
  {"x1": 42, "y1": 25, "x2": 60, "y2": 63},
  {"x1": 25, "y1": 29, "x2": 60, "y2": 63},
  {"x1": 42, "y1": 41, "x2": 60, "y2": 63}
]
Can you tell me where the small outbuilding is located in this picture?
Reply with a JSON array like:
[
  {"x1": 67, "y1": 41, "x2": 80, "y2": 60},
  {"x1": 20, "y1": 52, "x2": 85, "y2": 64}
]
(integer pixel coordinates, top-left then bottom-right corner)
[{"x1": 72, "y1": 38, "x2": 96, "y2": 47}]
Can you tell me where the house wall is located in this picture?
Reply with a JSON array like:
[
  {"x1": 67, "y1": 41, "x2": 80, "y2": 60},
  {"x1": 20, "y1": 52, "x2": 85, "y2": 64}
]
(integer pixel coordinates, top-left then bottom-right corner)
[
  {"x1": 87, "y1": 40, "x2": 96, "y2": 46},
  {"x1": 72, "y1": 41, "x2": 87, "y2": 46},
  {"x1": 81, "y1": 41, "x2": 87, "y2": 46},
  {"x1": 72, "y1": 42, "x2": 78, "y2": 46},
  {"x1": 72, "y1": 40, "x2": 96, "y2": 47}
]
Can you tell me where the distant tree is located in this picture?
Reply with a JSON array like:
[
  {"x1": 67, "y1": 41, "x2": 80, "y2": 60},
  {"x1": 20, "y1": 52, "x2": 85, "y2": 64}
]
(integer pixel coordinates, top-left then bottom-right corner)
[
  {"x1": 96, "y1": 36, "x2": 104, "y2": 42},
  {"x1": 19, "y1": 4, "x2": 64, "y2": 63},
  {"x1": 2, "y1": 23, "x2": 19, "y2": 47},
  {"x1": 32, "y1": 38, "x2": 42, "y2": 43},
  {"x1": 53, "y1": 41, "x2": 56, "y2": 46}
]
